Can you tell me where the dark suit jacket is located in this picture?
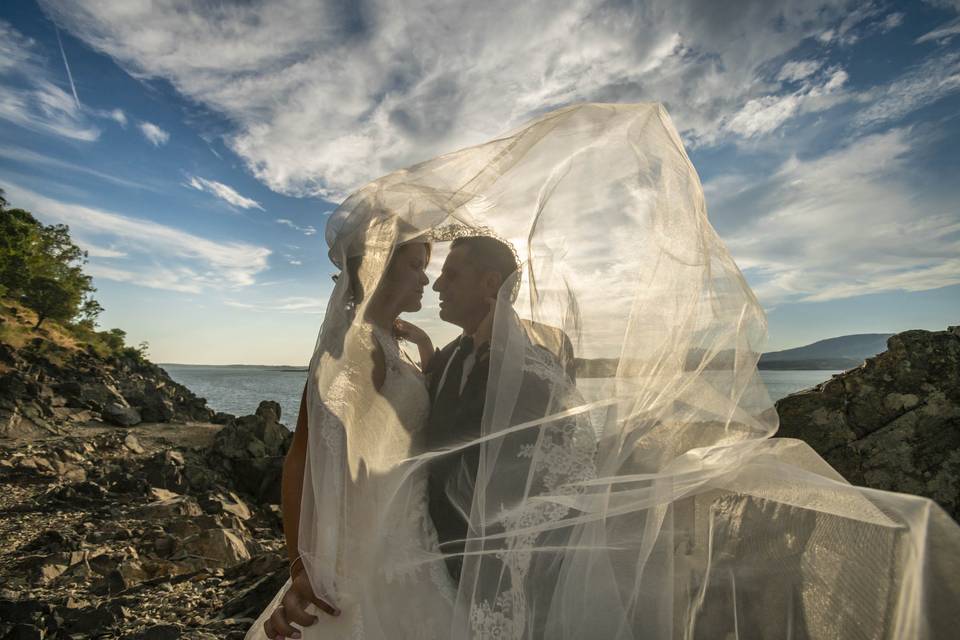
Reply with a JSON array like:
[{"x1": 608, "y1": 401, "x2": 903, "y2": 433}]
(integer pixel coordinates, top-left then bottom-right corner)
[{"x1": 423, "y1": 336, "x2": 490, "y2": 581}]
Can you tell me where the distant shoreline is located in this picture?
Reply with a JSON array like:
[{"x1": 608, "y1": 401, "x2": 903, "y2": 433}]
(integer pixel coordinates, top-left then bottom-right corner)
[
  {"x1": 161, "y1": 362, "x2": 845, "y2": 374},
  {"x1": 160, "y1": 363, "x2": 309, "y2": 371}
]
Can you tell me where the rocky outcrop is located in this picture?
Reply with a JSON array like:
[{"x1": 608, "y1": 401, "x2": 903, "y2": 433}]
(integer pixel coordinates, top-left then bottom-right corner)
[
  {"x1": 776, "y1": 326, "x2": 960, "y2": 519},
  {"x1": 208, "y1": 401, "x2": 292, "y2": 505},
  {"x1": 0, "y1": 401, "x2": 292, "y2": 638},
  {"x1": 0, "y1": 338, "x2": 214, "y2": 438}
]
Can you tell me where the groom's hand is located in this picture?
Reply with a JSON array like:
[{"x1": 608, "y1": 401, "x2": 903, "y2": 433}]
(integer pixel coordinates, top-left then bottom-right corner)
[{"x1": 263, "y1": 570, "x2": 339, "y2": 639}]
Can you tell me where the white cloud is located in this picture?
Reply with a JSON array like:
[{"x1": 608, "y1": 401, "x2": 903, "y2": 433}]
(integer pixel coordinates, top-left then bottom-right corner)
[
  {"x1": 1, "y1": 182, "x2": 271, "y2": 294},
  {"x1": 916, "y1": 17, "x2": 960, "y2": 44},
  {"x1": 880, "y1": 12, "x2": 904, "y2": 33},
  {"x1": 276, "y1": 218, "x2": 317, "y2": 235},
  {"x1": 138, "y1": 121, "x2": 170, "y2": 146},
  {"x1": 42, "y1": 0, "x2": 874, "y2": 199},
  {"x1": 0, "y1": 21, "x2": 100, "y2": 141},
  {"x1": 224, "y1": 296, "x2": 325, "y2": 313},
  {"x1": 723, "y1": 129, "x2": 960, "y2": 304},
  {"x1": 186, "y1": 175, "x2": 264, "y2": 210},
  {"x1": 725, "y1": 68, "x2": 849, "y2": 138},
  {"x1": 922, "y1": 0, "x2": 960, "y2": 12},
  {"x1": 854, "y1": 52, "x2": 960, "y2": 129},
  {"x1": 106, "y1": 108, "x2": 126, "y2": 126},
  {"x1": 817, "y1": 3, "x2": 894, "y2": 46},
  {"x1": 0, "y1": 144, "x2": 154, "y2": 191},
  {"x1": 77, "y1": 240, "x2": 126, "y2": 258},
  {"x1": 777, "y1": 60, "x2": 822, "y2": 83}
]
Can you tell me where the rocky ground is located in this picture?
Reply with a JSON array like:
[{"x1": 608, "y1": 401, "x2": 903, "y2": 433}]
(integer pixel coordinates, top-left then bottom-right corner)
[
  {"x1": 0, "y1": 315, "x2": 293, "y2": 639},
  {"x1": 0, "y1": 404, "x2": 291, "y2": 639},
  {"x1": 776, "y1": 325, "x2": 960, "y2": 520}
]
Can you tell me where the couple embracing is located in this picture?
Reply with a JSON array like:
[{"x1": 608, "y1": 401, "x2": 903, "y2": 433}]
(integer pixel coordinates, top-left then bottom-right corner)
[
  {"x1": 249, "y1": 228, "x2": 595, "y2": 640},
  {"x1": 246, "y1": 104, "x2": 960, "y2": 640}
]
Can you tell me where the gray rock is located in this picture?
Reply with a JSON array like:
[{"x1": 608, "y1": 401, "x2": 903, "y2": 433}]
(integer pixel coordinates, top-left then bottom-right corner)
[
  {"x1": 200, "y1": 491, "x2": 253, "y2": 521},
  {"x1": 123, "y1": 433, "x2": 145, "y2": 454},
  {"x1": 141, "y1": 490, "x2": 203, "y2": 518},
  {"x1": 103, "y1": 402, "x2": 141, "y2": 427},
  {"x1": 776, "y1": 326, "x2": 960, "y2": 519},
  {"x1": 255, "y1": 400, "x2": 281, "y2": 423},
  {"x1": 4, "y1": 624, "x2": 44, "y2": 640},
  {"x1": 181, "y1": 528, "x2": 252, "y2": 568},
  {"x1": 209, "y1": 402, "x2": 292, "y2": 504},
  {"x1": 136, "y1": 624, "x2": 182, "y2": 640},
  {"x1": 142, "y1": 450, "x2": 188, "y2": 493},
  {"x1": 211, "y1": 411, "x2": 235, "y2": 425}
]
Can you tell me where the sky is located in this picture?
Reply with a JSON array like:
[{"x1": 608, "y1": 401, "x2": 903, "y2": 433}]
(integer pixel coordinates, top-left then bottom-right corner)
[{"x1": 0, "y1": 0, "x2": 958, "y2": 365}]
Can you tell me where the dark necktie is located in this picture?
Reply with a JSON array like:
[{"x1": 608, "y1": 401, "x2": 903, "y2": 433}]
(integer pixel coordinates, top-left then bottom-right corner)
[{"x1": 434, "y1": 335, "x2": 474, "y2": 413}]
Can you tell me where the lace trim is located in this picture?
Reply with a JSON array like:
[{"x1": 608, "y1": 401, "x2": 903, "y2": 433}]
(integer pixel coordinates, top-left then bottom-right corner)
[
  {"x1": 382, "y1": 471, "x2": 458, "y2": 607},
  {"x1": 470, "y1": 341, "x2": 598, "y2": 637}
]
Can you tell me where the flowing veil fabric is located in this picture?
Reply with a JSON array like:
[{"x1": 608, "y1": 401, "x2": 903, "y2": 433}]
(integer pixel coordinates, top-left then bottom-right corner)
[{"x1": 293, "y1": 103, "x2": 960, "y2": 639}]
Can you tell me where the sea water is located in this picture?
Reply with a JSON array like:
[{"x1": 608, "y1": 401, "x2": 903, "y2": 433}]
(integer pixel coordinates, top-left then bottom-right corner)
[{"x1": 162, "y1": 364, "x2": 841, "y2": 430}]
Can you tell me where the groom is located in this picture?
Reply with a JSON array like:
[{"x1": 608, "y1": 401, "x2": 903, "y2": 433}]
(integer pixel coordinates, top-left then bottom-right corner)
[
  {"x1": 422, "y1": 234, "x2": 522, "y2": 581},
  {"x1": 263, "y1": 235, "x2": 544, "y2": 637}
]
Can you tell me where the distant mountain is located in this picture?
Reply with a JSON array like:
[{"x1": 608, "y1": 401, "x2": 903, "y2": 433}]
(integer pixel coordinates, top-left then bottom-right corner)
[
  {"x1": 758, "y1": 333, "x2": 893, "y2": 370},
  {"x1": 575, "y1": 333, "x2": 895, "y2": 377}
]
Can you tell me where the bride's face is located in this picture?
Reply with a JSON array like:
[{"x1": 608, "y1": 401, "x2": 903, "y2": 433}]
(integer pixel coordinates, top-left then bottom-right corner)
[{"x1": 381, "y1": 243, "x2": 430, "y2": 313}]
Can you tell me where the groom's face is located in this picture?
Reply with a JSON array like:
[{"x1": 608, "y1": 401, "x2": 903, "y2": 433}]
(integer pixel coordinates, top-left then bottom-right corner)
[{"x1": 433, "y1": 245, "x2": 493, "y2": 331}]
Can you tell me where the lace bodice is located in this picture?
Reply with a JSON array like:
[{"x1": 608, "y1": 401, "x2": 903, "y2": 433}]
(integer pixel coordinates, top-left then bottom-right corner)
[{"x1": 371, "y1": 325, "x2": 430, "y2": 436}]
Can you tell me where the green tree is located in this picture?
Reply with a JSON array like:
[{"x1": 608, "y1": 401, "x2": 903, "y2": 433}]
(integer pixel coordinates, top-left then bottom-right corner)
[
  {"x1": 76, "y1": 296, "x2": 104, "y2": 330},
  {"x1": 0, "y1": 191, "x2": 98, "y2": 329},
  {"x1": 101, "y1": 328, "x2": 127, "y2": 353},
  {"x1": 0, "y1": 207, "x2": 43, "y2": 297},
  {"x1": 23, "y1": 275, "x2": 83, "y2": 329}
]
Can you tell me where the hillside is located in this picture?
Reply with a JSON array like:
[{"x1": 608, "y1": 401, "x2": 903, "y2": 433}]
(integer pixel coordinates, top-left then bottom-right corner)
[
  {"x1": 758, "y1": 333, "x2": 893, "y2": 370},
  {"x1": 0, "y1": 300, "x2": 215, "y2": 438},
  {"x1": 575, "y1": 332, "x2": 895, "y2": 377}
]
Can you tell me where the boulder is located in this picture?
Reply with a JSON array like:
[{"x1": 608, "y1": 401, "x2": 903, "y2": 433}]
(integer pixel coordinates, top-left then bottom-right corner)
[
  {"x1": 137, "y1": 389, "x2": 175, "y2": 423},
  {"x1": 209, "y1": 401, "x2": 292, "y2": 504},
  {"x1": 255, "y1": 400, "x2": 281, "y2": 424},
  {"x1": 777, "y1": 326, "x2": 960, "y2": 519},
  {"x1": 200, "y1": 491, "x2": 253, "y2": 521},
  {"x1": 136, "y1": 624, "x2": 183, "y2": 640},
  {"x1": 142, "y1": 450, "x2": 189, "y2": 493},
  {"x1": 123, "y1": 433, "x2": 145, "y2": 454},
  {"x1": 181, "y1": 528, "x2": 252, "y2": 568},
  {"x1": 64, "y1": 381, "x2": 127, "y2": 413},
  {"x1": 141, "y1": 491, "x2": 204, "y2": 518},
  {"x1": 211, "y1": 411, "x2": 235, "y2": 425},
  {"x1": 103, "y1": 402, "x2": 141, "y2": 427}
]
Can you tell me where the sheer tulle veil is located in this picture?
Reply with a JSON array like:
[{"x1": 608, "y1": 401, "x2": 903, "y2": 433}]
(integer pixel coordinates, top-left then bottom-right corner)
[{"x1": 299, "y1": 103, "x2": 960, "y2": 639}]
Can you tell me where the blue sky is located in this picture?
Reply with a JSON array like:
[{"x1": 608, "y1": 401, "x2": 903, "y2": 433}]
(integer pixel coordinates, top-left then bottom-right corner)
[{"x1": 1, "y1": 0, "x2": 958, "y2": 365}]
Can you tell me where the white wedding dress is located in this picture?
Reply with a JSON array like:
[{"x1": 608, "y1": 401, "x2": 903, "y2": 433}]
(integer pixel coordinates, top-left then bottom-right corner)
[{"x1": 246, "y1": 325, "x2": 456, "y2": 640}]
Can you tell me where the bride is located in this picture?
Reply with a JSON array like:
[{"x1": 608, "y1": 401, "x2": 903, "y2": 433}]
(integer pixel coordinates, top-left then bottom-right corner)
[
  {"x1": 249, "y1": 103, "x2": 960, "y2": 639},
  {"x1": 247, "y1": 234, "x2": 461, "y2": 640}
]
